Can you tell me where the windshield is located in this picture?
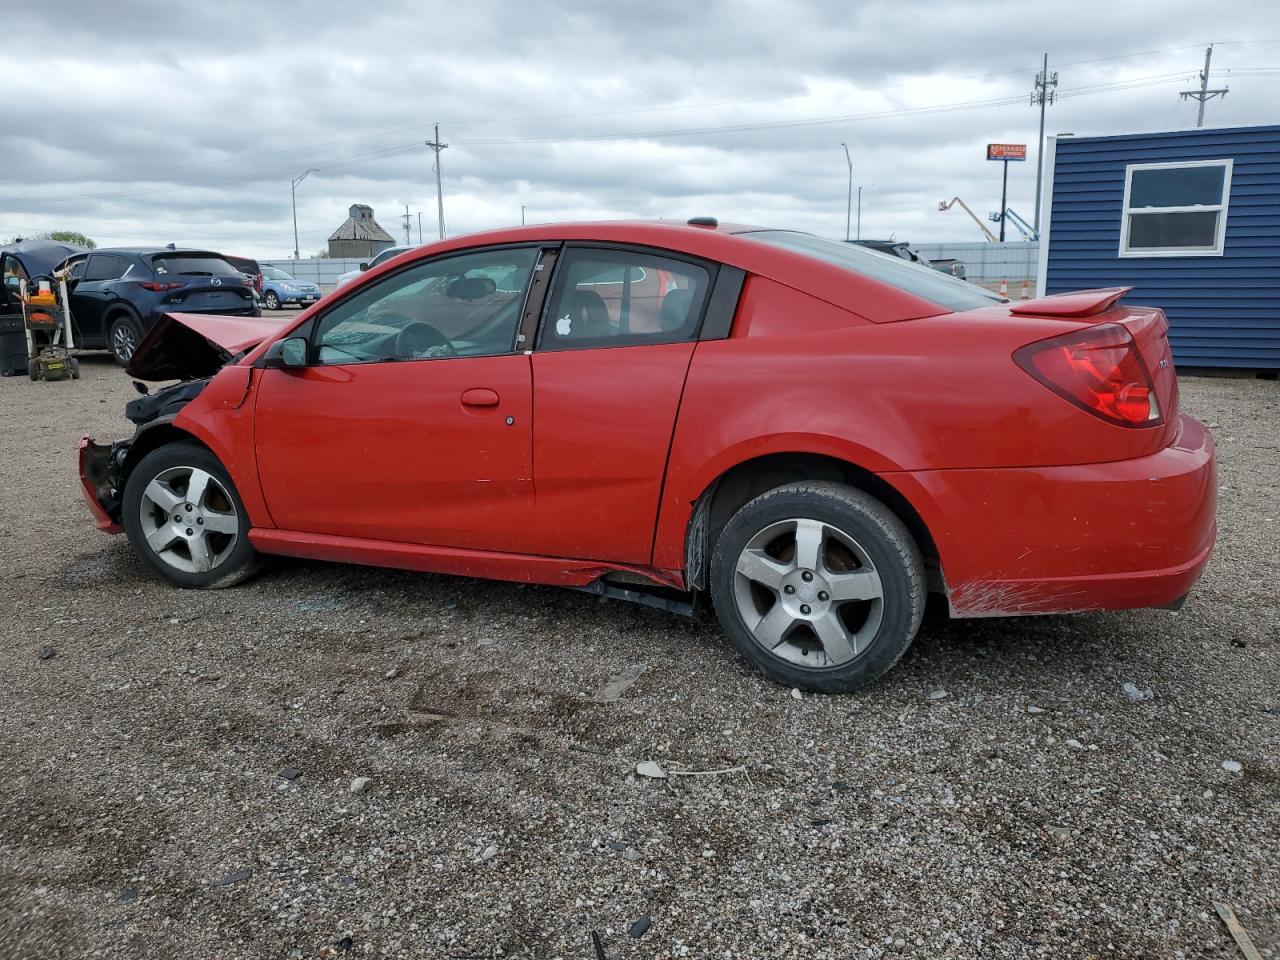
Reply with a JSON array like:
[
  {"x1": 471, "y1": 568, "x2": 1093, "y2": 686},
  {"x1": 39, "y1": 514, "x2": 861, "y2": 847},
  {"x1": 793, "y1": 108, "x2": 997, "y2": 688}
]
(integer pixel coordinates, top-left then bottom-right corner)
[
  {"x1": 744, "y1": 231, "x2": 1001, "y2": 313},
  {"x1": 150, "y1": 254, "x2": 243, "y2": 278},
  {"x1": 262, "y1": 266, "x2": 295, "y2": 280}
]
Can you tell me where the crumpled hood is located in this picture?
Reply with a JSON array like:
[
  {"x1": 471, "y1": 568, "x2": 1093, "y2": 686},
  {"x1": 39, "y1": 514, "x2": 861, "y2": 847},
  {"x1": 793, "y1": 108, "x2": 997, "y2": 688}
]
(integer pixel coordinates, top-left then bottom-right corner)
[{"x1": 126, "y1": 312, "x2": 290, "y2": 381}]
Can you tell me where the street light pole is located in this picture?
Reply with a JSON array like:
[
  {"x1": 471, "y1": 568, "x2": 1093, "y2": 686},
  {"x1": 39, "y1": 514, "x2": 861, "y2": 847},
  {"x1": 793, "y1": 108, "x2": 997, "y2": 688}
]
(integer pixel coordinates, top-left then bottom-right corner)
[
  {"x1": 290, "y1": 168, "x2": 319, "y2": 259},
  {"x1": 840, "y1": 143, "x2": 853, "y2": 242},
  {"x1": 856, "y1": 185, "x2": 862, "y2": 240}
]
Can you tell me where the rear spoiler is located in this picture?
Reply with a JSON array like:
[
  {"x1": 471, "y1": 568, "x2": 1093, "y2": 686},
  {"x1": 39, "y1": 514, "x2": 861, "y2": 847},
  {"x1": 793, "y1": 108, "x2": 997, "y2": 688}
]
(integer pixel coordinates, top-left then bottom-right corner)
[{"x1": 1008, "y1": 287, "x2": 1132, "y2": 318}]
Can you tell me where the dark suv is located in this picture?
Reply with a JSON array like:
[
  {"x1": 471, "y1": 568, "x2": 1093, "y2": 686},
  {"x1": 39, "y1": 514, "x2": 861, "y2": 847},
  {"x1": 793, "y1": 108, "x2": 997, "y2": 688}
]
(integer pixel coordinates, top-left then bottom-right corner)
[{"x1": 57, "y1": 248, "x2": 260, "y2": 365}]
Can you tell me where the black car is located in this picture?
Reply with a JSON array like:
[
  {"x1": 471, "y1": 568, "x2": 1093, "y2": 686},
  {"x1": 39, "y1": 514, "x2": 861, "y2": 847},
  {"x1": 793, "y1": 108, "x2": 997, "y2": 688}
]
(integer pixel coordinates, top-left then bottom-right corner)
[
  {"x1": 56, "y1": 248, "x2": 260, "y2": 365},
  {"x1": 847, "y1": 240, "x2": 967, "y2": 280}
]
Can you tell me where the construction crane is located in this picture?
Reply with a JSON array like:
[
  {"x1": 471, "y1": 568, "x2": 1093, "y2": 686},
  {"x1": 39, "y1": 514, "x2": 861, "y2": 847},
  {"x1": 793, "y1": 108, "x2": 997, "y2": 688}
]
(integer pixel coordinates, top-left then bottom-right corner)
[
  {"x1": 988, "y1": 207, "x2": 1040, "y2": 241},
  {"x1": 938, "y1": 197, "x2": 997, "y2": 242}
]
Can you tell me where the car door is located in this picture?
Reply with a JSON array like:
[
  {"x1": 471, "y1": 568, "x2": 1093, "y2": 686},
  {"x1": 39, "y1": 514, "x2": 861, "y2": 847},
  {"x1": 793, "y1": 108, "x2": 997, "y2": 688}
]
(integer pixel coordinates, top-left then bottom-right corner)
[
  {"x1": 253, "y1": 245, "x2": 544, "y2": 552},
  {"x1": 529, "y1": 244, "x2": 715, "y2": 565},
  {"x1": 70, "y1": 253, "x2": 129, "y2": 343}
]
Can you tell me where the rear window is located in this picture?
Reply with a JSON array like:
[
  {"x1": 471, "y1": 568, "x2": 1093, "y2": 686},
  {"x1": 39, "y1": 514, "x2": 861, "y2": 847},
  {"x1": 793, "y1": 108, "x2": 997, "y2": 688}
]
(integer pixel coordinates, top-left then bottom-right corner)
[
  {"x1": 743, "y1": 231, "x2": 1001, "y2": 313},
  {"x1": 151, "y1": 254, "x2": 243, "y2": 278}
]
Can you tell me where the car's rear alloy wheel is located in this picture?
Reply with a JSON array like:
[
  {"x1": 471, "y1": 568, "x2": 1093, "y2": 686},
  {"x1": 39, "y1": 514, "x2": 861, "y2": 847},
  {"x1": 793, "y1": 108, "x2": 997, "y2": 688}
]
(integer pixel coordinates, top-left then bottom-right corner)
[
  {"x1": 263, "y1": 291, "x2": 280, "y2": 310},
  {"x1": 109, "y1": 316, "x2": 141, "y2": 366},
  {"x1": 122, "y1": 441, "x2": 263, "y2": 589},
  {"x1": 710, "y1": 482, "x2": 925, "y2": 693}
]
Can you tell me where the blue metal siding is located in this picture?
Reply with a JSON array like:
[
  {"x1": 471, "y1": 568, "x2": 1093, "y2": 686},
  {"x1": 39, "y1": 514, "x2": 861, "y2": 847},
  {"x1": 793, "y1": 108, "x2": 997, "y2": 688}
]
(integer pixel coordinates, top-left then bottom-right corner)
[{"x1": 1044, "y1": 125, "x2": 1280, "y2": 368}]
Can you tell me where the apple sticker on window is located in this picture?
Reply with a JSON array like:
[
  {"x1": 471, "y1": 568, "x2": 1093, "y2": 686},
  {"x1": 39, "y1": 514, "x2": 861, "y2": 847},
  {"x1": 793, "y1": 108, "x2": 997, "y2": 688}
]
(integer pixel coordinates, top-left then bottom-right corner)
[{"x1": 556, "y1": 313, "x2": 572, "y2": 336}]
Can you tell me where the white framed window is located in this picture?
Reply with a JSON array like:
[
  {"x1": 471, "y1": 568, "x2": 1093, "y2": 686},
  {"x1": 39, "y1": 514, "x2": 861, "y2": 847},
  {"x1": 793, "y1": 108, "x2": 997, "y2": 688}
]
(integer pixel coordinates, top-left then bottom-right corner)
[{"x1": 1119, "y1": 158, "x2": 1232, "y2": 257}]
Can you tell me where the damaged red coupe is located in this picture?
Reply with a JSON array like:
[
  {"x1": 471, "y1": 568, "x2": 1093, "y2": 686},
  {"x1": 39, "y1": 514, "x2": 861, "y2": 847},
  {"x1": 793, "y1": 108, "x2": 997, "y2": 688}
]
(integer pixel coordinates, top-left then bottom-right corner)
[{"x1": 79, "y1": 220, "x2": 1216, "y2": 692}]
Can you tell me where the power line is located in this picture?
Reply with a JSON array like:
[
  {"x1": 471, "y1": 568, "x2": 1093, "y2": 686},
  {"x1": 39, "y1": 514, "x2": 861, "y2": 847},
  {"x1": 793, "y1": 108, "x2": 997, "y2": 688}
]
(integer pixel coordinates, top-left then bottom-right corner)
[
  {"x1": 13, "y1": 67, "x2": 1271, "y2": 207},
  {"x1": 13, "y1": 41, "x2": 1232, "y2": 191}
]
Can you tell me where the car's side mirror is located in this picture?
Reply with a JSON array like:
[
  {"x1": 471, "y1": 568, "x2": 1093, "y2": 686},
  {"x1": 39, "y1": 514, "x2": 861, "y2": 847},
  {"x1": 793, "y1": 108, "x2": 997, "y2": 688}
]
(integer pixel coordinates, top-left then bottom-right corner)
[
  {"x1": 263, "y1": 336, "x2": 308, "y2": 369},
  {"x1": 358, "y1": 262, "x2": 369, "y2": 271}
]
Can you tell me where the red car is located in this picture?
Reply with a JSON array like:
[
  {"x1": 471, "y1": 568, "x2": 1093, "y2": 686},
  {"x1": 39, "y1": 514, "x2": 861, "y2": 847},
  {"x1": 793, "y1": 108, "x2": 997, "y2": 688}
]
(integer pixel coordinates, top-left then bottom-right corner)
[{"x1": 79, "y1": 220, "x2": 1216, "y2": 692}]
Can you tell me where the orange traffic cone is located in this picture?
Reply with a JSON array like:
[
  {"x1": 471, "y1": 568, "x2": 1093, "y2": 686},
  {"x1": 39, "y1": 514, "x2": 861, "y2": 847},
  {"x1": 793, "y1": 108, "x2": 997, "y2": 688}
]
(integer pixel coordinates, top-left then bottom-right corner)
[
  {"x1": 1020, "y1": 279, "x2": 1031, "y2": 299},
  {"x1": 999, "y1": 277, "x2": 1008, "y2": 298}
]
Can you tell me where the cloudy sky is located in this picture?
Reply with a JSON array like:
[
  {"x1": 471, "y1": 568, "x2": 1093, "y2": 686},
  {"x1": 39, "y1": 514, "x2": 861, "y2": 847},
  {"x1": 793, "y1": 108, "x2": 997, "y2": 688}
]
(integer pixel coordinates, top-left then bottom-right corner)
[{"x1": 2, "y1": 1, "x2": 1277, "y2": 259}]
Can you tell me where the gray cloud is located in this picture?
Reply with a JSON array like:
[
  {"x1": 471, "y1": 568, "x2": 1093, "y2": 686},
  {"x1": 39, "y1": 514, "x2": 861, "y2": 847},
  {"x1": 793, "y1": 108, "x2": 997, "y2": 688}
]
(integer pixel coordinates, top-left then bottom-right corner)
[{"x1": 1, "y1": 0, "x2": 1276, "y2": 256}]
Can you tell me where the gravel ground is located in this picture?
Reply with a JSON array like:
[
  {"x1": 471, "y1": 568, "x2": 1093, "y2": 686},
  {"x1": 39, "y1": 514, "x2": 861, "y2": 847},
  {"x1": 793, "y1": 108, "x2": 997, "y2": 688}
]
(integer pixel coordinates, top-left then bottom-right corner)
[{"x1": 1, "y1": 355, "x2": 1277, "y2": 959}]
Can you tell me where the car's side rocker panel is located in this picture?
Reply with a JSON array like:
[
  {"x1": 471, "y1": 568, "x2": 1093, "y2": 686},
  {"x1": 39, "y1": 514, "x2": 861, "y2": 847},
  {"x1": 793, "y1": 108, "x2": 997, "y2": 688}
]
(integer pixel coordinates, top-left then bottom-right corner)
[{"x1": 248, "y1": 528, "x2": 686, "y2": 592}]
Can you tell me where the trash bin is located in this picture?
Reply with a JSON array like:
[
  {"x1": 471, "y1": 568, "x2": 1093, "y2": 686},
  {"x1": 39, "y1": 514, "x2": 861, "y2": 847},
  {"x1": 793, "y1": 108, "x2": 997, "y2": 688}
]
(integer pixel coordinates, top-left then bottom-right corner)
[{"x1": 0, "y1": 312, "x2": 27, "y2": 377}]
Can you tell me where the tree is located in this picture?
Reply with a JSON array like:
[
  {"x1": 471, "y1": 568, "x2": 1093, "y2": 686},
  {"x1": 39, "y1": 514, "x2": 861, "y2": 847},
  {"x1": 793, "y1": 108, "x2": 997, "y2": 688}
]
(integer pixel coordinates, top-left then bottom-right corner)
[{"x1": 45, "y1": 230, "x2": 97, "y2": 250}]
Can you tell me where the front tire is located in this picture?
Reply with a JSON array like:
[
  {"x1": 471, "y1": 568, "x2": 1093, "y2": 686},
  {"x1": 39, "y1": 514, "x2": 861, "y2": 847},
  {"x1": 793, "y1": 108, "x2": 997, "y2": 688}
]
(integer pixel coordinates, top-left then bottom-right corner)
[
  {"x1": 710, "y1": 482, "x2": 925, "y2": 693},
  {"x1": 122, "y1": 441, "x2": 263, "y2": 589},
  {"x1": 262, "y1": 291, "x2": 280, "y2": 310}
]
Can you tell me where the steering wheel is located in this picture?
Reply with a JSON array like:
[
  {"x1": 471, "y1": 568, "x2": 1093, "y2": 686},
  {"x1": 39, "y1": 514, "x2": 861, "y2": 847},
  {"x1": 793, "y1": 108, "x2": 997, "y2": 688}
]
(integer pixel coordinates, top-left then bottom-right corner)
[{"x1": 395, "y1": 319, "x2": 456, "y2": 359}]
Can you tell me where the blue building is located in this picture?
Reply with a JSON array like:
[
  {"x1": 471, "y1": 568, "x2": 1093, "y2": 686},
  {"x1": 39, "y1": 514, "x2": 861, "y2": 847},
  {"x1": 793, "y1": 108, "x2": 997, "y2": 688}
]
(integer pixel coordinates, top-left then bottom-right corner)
[{"x1": 1037, "y1": 124, "x2": 1280, "y2": 369}]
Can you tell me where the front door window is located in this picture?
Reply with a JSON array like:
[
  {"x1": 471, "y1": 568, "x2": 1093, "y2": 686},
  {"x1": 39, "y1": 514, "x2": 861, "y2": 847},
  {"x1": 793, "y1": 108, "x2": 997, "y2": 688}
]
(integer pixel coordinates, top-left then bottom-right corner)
[{"x1": 314, "y1": 247, "x2": 539, "y2": 365}]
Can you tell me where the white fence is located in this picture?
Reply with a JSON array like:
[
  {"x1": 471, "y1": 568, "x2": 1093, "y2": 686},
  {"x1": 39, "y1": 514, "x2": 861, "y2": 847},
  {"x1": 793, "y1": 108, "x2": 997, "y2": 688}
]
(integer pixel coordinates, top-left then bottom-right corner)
[
  {"x1": 912, "y1": 241, "x2": 1039, "y2": 285},
  {"x1": 259, "y1": 258, "x2": 366, "y2": 292}
]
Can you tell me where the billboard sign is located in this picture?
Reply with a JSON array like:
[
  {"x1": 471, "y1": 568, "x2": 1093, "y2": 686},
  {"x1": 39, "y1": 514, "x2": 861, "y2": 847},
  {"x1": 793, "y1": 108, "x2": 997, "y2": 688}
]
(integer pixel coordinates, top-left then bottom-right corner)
[{"x1": 987, "y1": 143, "x2": 1027, "y2": 161}]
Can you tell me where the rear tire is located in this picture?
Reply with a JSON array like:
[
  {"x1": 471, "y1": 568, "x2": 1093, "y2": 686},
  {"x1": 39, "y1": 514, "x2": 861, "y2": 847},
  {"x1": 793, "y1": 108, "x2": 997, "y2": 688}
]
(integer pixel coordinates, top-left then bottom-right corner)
[
  {"x1": 28, "y1": 359, "x2": 38, "y2": 381},
  {"x1": 263, "y1": 291, "x2": 280, "y2": 310},
  {"x1": 122, "y1": 441, "x2": 263, "y2": 589},
  {"x1": 710, "y1": 481, "x2": 925, "y2": 693},
  {"x1": 108, "y1": 315, "x2": 142, "y2": 366},
  {"x1": 69, "y1": 357, "x2": 81, "y2": 379}
]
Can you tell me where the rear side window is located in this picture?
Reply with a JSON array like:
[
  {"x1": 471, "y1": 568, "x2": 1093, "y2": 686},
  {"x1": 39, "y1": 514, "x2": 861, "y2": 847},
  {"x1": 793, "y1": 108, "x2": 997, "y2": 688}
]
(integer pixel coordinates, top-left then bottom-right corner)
[
  {"x1": 151, "y1": 255, "x2": 243, "y2": 278},
  {"x1": 82, "y1": 254, "x2": 132, "y2": 282},
  {"x1": 539, "y1": 247, "x2": 710, "y2": 350},
  {"x1": 744, "y1": 231, "x2": 1001, "y2": 312}
]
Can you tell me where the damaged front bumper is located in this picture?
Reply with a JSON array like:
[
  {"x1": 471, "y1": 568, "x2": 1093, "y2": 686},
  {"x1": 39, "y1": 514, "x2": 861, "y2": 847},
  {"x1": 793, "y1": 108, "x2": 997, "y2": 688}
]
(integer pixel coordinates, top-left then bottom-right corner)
[{"x1": 79, "y1": 436, "x2": 127, "y2": 534}]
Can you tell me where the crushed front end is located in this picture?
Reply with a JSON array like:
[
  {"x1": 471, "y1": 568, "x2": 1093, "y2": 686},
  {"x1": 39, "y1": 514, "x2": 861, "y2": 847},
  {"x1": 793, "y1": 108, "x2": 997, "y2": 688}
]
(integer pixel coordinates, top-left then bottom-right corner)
[{"x1": 79, "y1": 436, "x2": 126, "y2": 533}]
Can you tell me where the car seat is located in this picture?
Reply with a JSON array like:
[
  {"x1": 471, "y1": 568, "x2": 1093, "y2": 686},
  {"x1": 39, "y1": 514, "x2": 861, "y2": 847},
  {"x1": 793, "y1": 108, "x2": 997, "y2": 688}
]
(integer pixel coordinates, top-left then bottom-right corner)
[
  {"x1": 563, "y1": 289, "x2": 612, "y2": 339},
  {"x1": 658, "y1": 288, "x2": 694, "y2": 332}
]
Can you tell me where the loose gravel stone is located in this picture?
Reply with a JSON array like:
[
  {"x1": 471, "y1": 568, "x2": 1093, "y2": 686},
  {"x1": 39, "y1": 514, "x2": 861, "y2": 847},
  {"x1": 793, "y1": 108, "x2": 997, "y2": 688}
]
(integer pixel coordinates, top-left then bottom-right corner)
[
  {"x1": 1122, "y1": 681, "x2": 1154, "y2": 701},
  {"x1": 348, "y1": 776, "x2": 371, "y2": 795}
]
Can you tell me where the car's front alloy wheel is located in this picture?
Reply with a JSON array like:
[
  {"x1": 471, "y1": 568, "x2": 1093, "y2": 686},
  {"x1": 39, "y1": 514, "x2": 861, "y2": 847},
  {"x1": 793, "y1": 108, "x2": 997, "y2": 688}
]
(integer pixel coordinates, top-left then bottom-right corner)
[
  {"x1": 263, "y1": 291, "x2": 280, "y2": 310},
  {"x1": 710, "y1": 482, "x2": 925, "y2": 693},
  {"x1": 122, "y1": 441, "x2": 262, "y2": 589}
]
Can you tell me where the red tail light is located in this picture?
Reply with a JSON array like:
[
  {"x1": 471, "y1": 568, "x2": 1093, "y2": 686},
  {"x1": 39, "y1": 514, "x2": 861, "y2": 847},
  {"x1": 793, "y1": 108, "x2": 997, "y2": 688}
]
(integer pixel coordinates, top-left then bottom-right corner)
[
  {"x1": 1014, "y1": 323, "x2": 1162, "y2": 428},
  {"x1": 138, "y1": 280, "x2": 186, "y2": 292}
]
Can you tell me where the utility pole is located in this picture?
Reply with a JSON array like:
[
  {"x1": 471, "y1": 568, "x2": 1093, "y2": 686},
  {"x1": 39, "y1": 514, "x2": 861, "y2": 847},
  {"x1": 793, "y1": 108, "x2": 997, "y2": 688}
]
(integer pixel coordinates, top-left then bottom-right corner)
[
  {"x1": 1030, "y1": 53, "x2": 1058, "y2": 234},
  {"x1": 402, "y1": 205, "x2": 412, "y2": 246},
  {"x1": 290, "y1": 168, "x2": 319, "y2": 259},
  {"x1": 840, "y1": 143, "x2": 853, "y2": 242},
  {"x1": 1180, "y1": 44, "x2": 1228, "y2": 127},
  {"x1": 417, "y1": 212, "x2": 423, "y2": 244},
  {"x1": 856, "y1": 186, "x2": 862, "y2": 240},
  {"x1": 521, "y1": 205, "x2": 526, "y2": 226},
  {"x1": 999, "y1": 159, "x2": 1009, "y2": 242},
  {"x1": 426, "y1": 123, "x2": 448, "y2": 240}
]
